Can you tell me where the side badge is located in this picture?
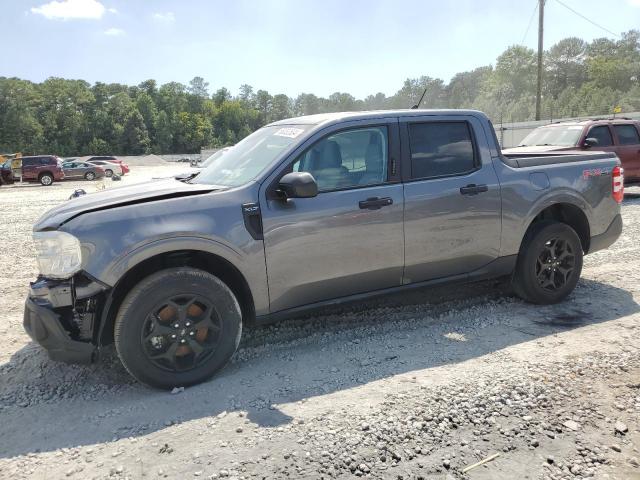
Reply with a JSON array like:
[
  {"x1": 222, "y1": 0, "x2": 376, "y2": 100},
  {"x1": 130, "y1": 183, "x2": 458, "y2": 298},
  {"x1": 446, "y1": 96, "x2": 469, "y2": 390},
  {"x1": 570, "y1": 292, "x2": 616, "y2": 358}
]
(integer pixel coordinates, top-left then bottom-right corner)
[{"x1": 242, "y1": 203, "x2": 263, "y2": 240}]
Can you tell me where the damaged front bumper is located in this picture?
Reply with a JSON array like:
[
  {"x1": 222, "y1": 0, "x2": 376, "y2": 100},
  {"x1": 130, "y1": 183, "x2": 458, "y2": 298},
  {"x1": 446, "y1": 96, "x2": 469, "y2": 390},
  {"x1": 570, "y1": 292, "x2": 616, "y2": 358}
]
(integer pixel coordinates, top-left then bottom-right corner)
[{"x1": 23, "y1": 273, "x2": 109, "y2": 364}]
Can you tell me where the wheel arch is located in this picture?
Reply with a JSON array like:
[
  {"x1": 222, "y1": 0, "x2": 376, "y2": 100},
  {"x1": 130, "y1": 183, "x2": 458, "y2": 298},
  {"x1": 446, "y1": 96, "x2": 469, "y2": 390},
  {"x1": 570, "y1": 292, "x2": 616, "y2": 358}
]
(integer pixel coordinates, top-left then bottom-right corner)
[
  {"x1": 98, "y1": 249, "x2": 255, "y2": 345},
  {"x1": 521, "y1": 202, "x2": 591, "y2": 254}
]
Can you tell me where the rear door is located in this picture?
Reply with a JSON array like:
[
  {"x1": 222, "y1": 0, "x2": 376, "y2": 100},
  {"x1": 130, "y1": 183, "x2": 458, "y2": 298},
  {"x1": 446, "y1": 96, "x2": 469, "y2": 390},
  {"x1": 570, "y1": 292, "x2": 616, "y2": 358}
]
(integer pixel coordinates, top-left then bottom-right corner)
[
  {"x1": 400, "y1": 115, "x2": 502, "y2": 283},
  {"x1": 21, "y1": 158, "x2": 36, "y2": 180},
  {"x1": 260, "y1": 119, "x2": 404, "y2": 312},
  {"x1": 612, "y1": 123, "x2": 640, "y2": 181}
]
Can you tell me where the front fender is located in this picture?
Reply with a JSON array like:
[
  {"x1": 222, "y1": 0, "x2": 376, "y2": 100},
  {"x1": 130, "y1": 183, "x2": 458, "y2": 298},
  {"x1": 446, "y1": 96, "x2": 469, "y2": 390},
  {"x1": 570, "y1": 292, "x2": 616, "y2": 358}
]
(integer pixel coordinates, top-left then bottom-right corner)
[
  {"x1": 101, "y1": 235, "x2": 243, "y2": 286},
  {"x1": 59, "y1": 188, "x2": 269, "y2": 315}
]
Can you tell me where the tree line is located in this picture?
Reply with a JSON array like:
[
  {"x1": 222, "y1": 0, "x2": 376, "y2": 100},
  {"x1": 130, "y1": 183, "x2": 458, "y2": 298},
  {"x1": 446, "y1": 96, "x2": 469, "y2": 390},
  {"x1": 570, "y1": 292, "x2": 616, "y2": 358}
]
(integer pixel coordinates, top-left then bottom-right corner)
[{"x1": 1, "y1": 30, "x2": 639, "y2": 156}]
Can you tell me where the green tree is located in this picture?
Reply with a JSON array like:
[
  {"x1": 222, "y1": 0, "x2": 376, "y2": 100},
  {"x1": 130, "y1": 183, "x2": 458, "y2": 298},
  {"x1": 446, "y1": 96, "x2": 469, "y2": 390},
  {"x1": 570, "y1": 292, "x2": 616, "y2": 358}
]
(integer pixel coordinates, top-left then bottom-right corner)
[
  {"x1": 121, "y1": 109, "x2": 150, "y2": 154},
  {"x1": 188, "y1": 76, "x2": 209, "y2": 98}
]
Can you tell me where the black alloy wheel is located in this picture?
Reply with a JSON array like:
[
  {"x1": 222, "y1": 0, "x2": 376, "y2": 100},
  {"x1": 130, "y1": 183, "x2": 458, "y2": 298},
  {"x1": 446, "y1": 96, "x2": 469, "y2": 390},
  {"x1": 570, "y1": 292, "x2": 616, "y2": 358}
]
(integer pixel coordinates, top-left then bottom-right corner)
[
  {"x1": 141, "y1": 294, "x2": 223, "y2": 372},
  {"x1": 535, "y1": 237, "x2": 576, "y2": 291}
]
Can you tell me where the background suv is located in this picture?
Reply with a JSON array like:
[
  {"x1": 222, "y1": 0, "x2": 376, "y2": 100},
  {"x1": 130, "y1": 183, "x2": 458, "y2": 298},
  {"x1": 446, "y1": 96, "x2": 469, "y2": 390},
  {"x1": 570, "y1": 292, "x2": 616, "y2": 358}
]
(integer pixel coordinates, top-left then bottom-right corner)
[
  {"x1": 504, "y1": 118, "x2": 640, "y2": 185},
  {"x1": 2, "y1": 156, "x2": 65, "y2": 185}
]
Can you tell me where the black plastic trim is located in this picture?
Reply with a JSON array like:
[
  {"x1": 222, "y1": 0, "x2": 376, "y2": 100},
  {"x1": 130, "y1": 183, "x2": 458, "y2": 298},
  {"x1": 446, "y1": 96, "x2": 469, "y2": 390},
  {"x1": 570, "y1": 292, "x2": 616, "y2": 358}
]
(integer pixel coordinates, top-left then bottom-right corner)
[
  {"x1": 24, "y1": 297, "x2": 95, "y2": 364},
  {"x1": 242, "y1": 202, "x2": 263, "y2": 240}
]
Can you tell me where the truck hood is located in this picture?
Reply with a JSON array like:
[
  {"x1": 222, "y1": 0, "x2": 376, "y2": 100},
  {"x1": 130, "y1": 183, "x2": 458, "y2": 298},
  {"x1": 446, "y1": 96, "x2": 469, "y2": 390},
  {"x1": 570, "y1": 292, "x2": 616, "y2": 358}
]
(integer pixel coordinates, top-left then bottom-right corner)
[
  {"x1": 34, "y1": 178, "x2": 220, "y2": 230},
  {"x1": 502, "y1": 145, "x2": 574, "y2": 154}
]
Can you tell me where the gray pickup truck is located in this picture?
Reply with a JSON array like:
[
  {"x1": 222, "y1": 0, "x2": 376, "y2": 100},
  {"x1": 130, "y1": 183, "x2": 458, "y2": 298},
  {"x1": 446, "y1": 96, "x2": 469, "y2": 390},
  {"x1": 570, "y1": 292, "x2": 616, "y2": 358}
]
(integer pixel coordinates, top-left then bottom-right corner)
[{"x1": 24, "y1": 109, "x2": 624, "y2": 389}]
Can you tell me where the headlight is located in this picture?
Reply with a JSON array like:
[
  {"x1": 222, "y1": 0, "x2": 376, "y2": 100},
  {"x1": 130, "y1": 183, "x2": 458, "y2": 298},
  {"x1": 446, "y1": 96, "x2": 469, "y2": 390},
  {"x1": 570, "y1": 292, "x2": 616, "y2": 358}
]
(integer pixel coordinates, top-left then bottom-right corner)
[{"x1": 32, "y1": 231, "x2": 82, "y2": 279}]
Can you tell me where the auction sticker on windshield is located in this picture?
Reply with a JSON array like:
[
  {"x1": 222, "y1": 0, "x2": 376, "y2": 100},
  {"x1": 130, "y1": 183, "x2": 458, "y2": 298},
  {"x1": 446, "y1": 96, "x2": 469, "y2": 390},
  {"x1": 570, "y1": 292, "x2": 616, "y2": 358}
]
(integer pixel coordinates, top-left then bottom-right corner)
[{"x1": 274, "y1": 127, "x2": 305, "y2": 138}]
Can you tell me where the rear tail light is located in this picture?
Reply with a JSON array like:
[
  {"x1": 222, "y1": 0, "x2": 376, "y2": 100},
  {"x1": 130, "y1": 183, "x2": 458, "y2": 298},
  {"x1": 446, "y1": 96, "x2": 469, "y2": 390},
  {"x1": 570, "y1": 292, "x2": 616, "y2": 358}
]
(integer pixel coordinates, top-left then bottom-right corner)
[{"x1": 612, "y1": 165, "x2": 624, "y2": 204}]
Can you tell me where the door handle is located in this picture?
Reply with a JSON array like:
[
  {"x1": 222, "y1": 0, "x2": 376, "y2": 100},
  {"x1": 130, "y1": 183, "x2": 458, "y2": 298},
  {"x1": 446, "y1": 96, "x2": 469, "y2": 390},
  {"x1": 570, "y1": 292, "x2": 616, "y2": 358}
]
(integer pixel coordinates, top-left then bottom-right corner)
[
  {"x1": 359, "y1": 197, "x2": 393, "y2": 210},
  {"x1": 460, "y1": 184, "x2": 488, "y2": 196}
]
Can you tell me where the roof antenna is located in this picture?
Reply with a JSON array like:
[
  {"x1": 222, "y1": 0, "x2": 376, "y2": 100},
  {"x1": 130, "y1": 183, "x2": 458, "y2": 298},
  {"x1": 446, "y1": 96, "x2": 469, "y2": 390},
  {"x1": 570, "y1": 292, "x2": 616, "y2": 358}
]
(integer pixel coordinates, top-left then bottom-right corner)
[{"x1": 411, "y1": 88, "x2": 428, "y2": 109}]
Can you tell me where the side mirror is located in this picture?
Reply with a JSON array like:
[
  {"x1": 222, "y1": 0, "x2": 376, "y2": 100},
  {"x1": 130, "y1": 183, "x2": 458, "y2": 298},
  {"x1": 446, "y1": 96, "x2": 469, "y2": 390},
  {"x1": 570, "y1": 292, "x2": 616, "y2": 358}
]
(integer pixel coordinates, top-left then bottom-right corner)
[
  {"x1": 584, "y1": 137, "x2": 598, "y2": 147},
  {"x1": 277, "y1": 172, "x2": 318, "y2": 199}
]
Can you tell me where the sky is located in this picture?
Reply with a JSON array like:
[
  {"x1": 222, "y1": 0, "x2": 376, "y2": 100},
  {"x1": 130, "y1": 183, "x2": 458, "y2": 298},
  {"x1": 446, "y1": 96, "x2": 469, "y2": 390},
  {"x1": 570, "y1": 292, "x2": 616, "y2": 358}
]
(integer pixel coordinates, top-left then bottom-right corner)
[{"x1": 1, "y1": 0, "x2": 640, "y2": 99}]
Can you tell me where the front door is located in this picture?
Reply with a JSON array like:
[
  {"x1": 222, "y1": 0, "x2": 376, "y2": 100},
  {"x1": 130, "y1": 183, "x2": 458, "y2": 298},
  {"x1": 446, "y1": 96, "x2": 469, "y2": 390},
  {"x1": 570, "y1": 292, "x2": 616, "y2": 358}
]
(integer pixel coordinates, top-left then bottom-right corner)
[
  {"x1": 260, "y1": 120, "x2": 405, "y2": 313},
  {"x1": 400, "y1": 115, "x2": 502, "y2": 283}
]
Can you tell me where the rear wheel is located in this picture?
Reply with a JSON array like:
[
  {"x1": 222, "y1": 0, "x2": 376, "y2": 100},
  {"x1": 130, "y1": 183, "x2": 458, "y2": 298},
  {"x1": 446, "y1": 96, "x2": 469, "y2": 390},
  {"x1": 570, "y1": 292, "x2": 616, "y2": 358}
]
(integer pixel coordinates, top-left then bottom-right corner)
[
  {"x1": 39, "y1": 172, "x2": 53, "y2": 186},
  {"x1": 512, "y1": 221, "x2": 583, "y2": 304},
  {"x1": 105, "y1": 169, "x2": 113, "y2": 177},
  {"x1": 114, "y1": 268, "x2": 242, "y2": 389},
  {"x1": 84, "y1": 171, "x2": 96, "y2": 181}
]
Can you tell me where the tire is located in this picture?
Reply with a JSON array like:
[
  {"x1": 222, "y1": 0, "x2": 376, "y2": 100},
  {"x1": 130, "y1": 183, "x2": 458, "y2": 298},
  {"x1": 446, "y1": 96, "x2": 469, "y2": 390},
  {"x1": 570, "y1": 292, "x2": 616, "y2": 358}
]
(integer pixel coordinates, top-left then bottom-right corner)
[
  {"x1": 114, "y1": 268, "x2": 242, "y2": 389},
  {"x1": 512, "y1": 221, "x2": 583, "y2": 304},
  {"x1": 105, "y1": 169, "x2": 113, "y2": 177},
  {"x1": 84, "y1": 171, "x2": 96, "y2": 181},
  {"x1": 39, "y1": 172, "x2": 53, "y2": 186}
]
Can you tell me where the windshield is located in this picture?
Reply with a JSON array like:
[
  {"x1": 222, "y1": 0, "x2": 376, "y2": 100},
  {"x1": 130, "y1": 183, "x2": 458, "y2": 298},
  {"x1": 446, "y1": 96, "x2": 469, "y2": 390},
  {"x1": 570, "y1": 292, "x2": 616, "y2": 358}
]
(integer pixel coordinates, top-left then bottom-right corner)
[
  {"x1": 193, "y1": 125, "x2": 311, "y2": 187},
  {"x1": 200, "y1": 149, "x2": 229, "y2": 168},
  {"x1": 519, "y1": 125, "x2": 583, "y2": 147}
]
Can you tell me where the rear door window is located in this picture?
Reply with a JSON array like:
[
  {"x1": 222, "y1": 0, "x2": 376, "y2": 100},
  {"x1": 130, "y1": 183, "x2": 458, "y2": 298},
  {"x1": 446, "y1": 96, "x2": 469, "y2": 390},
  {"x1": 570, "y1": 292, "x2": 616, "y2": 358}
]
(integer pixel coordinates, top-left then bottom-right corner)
[
  {"x1": 613, "y1": 124, "x2": 640, "y2": 145},
  {"x1": 587, "y1": 126, "x2": 613, "y2": 147},
  {"x1": 408, "y1": 122, "x2": 476, "y2": 179}
]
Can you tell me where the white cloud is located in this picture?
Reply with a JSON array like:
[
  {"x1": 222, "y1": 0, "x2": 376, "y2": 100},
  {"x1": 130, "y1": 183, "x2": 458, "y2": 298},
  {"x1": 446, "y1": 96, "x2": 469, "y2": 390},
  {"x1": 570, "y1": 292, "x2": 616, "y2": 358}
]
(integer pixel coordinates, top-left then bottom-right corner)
[
  {"x1": 30, "y1": 0, "x2": 106, "y2": 20},
  {"x1": 152, "y1": 12, "x2": 175, "y2": 23},
  {"x1": 107, "y1": 7, "x2": 117, "y2": 14},
  {"x1": 628, "y1": 0, "x2": 640, "y2": 6},
  {"x1": 104, "y1": 27, "x2": 124, "y2": 36}
]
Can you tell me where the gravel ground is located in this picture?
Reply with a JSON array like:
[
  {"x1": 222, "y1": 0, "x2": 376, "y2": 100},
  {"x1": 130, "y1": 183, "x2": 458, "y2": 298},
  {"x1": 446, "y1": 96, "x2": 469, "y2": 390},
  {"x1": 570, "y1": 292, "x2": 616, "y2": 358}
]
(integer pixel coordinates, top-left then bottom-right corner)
[{"x1": 0, "y1": 169, "x2": 639, "y2": 480}]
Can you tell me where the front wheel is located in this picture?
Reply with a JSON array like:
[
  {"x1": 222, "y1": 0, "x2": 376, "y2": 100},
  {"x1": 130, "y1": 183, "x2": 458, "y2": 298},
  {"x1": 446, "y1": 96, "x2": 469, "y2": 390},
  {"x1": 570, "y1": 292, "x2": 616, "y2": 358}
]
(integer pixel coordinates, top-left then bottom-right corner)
[
  {"x1": 512, "y1": 221, "x2": 583, "y2": 304},
  {"x1": 105, "y1": 169, "x2": 113, "y2": 177},
  {"x1": 84, "y1": 171, "x2": 96, "y2": 180},
  {"x1": 114, "y1": 268, "x2": 242, "y2": 389}
]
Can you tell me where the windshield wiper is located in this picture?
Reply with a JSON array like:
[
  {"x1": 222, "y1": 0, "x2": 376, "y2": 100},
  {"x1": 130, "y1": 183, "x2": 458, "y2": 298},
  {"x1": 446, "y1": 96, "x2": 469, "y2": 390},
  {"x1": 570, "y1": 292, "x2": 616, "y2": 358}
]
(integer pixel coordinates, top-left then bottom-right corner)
[{"x1": 175, "y1": 172, "x2": 200, "y2": 183}]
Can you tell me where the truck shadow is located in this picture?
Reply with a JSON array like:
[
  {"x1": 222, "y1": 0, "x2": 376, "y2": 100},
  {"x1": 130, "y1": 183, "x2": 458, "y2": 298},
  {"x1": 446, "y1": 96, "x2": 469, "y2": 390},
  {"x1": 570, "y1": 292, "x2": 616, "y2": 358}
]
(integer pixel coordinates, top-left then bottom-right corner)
[{"x1": 0, "y1": 277, "x2": 637, "y2": 459}]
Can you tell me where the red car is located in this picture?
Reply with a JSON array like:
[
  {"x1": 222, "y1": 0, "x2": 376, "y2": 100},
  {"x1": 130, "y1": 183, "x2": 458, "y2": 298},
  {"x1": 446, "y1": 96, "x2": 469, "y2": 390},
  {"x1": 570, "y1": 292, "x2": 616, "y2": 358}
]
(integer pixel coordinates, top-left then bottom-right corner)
[
  {"x1": 504, "y1": 118, "x2": 640, "y2": 185},
  {"x1": 86, "y1": 156, "x2": 130, "y2": 174},
  {"x1": 2, "y1": 155, "x2": 65, "y2": 185}
]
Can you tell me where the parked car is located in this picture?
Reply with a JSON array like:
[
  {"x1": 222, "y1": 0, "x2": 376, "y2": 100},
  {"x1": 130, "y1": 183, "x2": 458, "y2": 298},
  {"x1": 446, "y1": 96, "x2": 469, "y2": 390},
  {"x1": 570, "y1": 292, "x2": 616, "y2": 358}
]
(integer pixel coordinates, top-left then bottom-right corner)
[
  {"x1": 24, "y1": 109, "x2": 623, "y2": 389},
  {"x1": 3, "y1": 155, "x2": 65, "y2": 185},
  {"x1": 86, "y1": 156, "x2": 129, "y2": 175},
  {"x1": 503, "y1": 118, "x2": 640, "y2": 185},
  {"x1": 62, "y1": 161, "x2": 105, "y2": 180},
  {"x1": 85, "y1": 159, "x2": 123, "y2": 177}
]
